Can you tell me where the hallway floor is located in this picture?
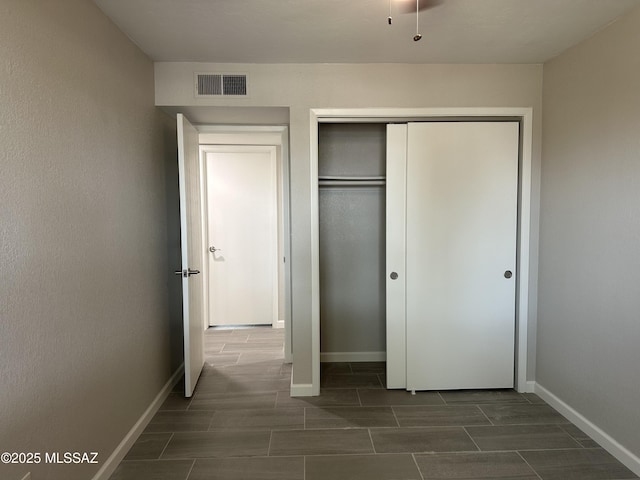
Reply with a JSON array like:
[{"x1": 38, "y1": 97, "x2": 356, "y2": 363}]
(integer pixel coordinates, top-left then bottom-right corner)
[{"x1": 110, "y1": 326, "x2": 637, "y2": 480}]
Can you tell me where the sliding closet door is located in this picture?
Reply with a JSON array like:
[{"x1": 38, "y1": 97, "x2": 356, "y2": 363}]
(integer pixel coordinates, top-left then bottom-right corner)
[
  {"x1": 406, "y1": 122, "x2": 519, "y2": 391},
  {"x1": 386, "y1": 124, "x2": 407, "y2": 388}
]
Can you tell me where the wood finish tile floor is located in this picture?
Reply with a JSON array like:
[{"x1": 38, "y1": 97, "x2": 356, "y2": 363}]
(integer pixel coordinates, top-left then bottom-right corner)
[{"x1": 110, "y1": 327, "x2": 638, "y2": 480}]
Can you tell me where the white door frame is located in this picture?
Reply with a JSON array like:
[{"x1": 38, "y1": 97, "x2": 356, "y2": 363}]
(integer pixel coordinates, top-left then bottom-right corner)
[
  {"x1": 197, "y1": 126, "x2": 293, "y2": 363},
  {"x1": 310, "y1": 108, "x2": 534, "y2": 396}
]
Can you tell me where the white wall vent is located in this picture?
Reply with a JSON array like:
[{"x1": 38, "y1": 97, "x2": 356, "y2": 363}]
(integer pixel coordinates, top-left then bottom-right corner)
[{"x1": 195, "y1": 73, "x2": 248, "y2": 97}]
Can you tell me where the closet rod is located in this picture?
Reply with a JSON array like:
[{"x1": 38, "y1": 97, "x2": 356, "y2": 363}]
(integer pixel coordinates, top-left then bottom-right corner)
[{"x1": 319, "y1": 180, "x2": 386, "y2": 187}]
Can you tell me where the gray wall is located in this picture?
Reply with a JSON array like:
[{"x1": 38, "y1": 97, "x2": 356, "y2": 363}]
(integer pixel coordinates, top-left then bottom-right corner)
[
  {"x1": 155, "y1": 62, "x2": 544, "y2": 388},
  {"x1": 539, "y1": 6, "x2": 640, "y2": 458},
  {"x1": 0, "y1": 1, "x2": 180, "y2": 479}
]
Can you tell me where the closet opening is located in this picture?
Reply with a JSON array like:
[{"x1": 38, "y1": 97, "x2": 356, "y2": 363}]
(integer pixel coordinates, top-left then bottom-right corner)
[
  {"x1": 309, "y1": 108, "x2": 534, "y2": 398},
  {"x1": 318, "y1": 123, "x2": 388, "y2": 388}
]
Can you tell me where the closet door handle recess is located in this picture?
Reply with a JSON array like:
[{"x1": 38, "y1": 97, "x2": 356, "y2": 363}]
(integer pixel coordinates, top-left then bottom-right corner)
[{"x1": 390, "y1": 272, "x2": 399, "y2": 280}]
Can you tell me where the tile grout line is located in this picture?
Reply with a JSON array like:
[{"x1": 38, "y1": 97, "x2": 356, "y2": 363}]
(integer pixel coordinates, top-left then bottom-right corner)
[
  {"x1": 292, "y1": 424, "x2": 575, "y2": 431},
  {"x1": 157, "y1": 432, "x2": 175, "y2": 459},
  {"x1": 476, "y1": 420, "x2": 571, "y2": 427},
  {"x1": 476, "y1": 404, "x2": 495, "y2": 426},
  {"x1": 367, "y1": 428, "x2": 377, "y2": 454},
  {"x1": 183, "y1": 458, "x2": 196, "y2": 480},
  {"x1": 559, "y1": 424, "x2": 596, "y2": 450},
  {"x1": 355, "y1": 388, "x2": 363, "y2": 407},
  {"x1": 462, "y1": 426, "x2": 482, "y2": 453},
  {"x1": 301, "y1": 425, "x2": 418, "y2": 432},
  {"x1": 267, "y1": 429, "x2": 273, "y2": 456},
  {"x1": 469, "y1": 446, "x2": 606, "y2": 453},
  {"x1": 206, "y1": 408, "x2": 216, "y2": 432},
  {"x1": 303, "y1": 455, "x2": 307, "y2": 480},
  {"x1": 516, "y1": 450, "x2": 544, "y2": 480},
  {"x1": 411, "y1": 453, "x2": 426, "y2": 480},
  {"x1": 455, "y1": 422, "x2": 573, "y2": 429},
  {"x1": 390, "y1": 405, "x2": 401, "y2": 428}
]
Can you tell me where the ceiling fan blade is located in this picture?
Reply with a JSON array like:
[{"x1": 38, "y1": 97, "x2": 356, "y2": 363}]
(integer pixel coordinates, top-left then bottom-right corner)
[{"x1": 396, "y1": 0, "x2": 443, "y2": 14}]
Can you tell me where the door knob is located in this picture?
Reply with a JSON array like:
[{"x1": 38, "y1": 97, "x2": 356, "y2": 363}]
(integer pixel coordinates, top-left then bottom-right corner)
[
  {"x1": 390, "y1": 272, "x2": 399, "y2": 280},
  {"x1": 209, "y1": 246, "x2": 221, "y2": 253},
  {"x1": 504, "y1": 270, "x2": 513, "y2": 279}
]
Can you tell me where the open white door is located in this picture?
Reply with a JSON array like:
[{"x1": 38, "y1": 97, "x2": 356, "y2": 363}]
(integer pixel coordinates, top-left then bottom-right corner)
[{"x1": 177, "y1": 114, "x2": 204, "y2": 397}]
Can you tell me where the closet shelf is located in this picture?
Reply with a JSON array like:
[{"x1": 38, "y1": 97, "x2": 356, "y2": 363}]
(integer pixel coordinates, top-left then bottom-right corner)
[
  {"x1": 319, "y1": 175, "x2": 386, "y2": 187},
  {"x1": 319, "y1": 180, "x2": 386, "y2": 187}
]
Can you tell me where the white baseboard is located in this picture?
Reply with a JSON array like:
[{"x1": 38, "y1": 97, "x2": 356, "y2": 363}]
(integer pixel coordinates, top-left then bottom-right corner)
[
  {"x1": 519, "y1": 380, "x2": 536, "y2": 393},
  {"x1": 290, "y1": 382, "x2": 314, "y2": 397},
  {"x1": 534, "y1": 382, "x2": 640, "y2": 476},
  {"x1": 320, "y1": 351, "x2": 386, "y2": 362},
  {"x1": 273, "y1": 319, "x2": 285, "y2": 329},
  {"x1": 92, "y1": 363, "x2": 185, "y2": 480}
]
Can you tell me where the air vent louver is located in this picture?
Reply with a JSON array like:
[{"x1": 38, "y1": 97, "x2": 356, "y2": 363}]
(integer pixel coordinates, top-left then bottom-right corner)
[
  {"x1": 222, "y1": 75, "x2": 247, "y2": 95},
  {"x1": 196, "y1": 73, "x2": 247, "y2": 96},
  {"x1": 197, "y1": 74, "x2": 222, "y2": 95}
]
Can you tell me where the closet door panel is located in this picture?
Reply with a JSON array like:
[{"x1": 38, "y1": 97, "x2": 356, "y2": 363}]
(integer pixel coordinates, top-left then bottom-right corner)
[
  {"x1": 386, "y1": 124, "x2": 408, "y2": 388},
  {"x1": 406, "y1": 122, "x2": 518, "y2": 391}
]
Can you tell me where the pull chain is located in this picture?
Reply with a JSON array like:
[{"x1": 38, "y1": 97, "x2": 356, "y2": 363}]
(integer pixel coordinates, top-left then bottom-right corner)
[{"x1": 414, "y1": 0, "x2": 422, "y2": 41}]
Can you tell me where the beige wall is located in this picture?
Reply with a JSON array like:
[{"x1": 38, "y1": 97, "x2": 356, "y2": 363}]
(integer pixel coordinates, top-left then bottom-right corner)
[
  {"x1": 539, "y1": 6, "x2": 640, "y2": 460},
  {"x1": 0, "y1": 1, "x2": 179, "y2": 479},
  {"x1": 156, "y1": 62, "x2": 544, "y2": 387}
]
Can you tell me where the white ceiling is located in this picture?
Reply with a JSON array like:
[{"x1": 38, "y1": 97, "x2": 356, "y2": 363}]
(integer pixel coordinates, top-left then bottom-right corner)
[{"x1": 93, "y1": 0, "x2": 640, "y2": 64}]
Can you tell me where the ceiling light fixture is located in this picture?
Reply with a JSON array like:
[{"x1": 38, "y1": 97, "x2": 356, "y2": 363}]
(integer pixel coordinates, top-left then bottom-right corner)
[{"x1": 388, "y1": 0, "x2": 427, "y2": 41}]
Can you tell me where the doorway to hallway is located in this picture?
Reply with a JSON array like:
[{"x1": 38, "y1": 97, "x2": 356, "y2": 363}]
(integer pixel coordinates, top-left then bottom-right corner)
[
  {"x1": 202, "y1": 146, "x2": 279, "y2": 327},
  {"x1": 197, "y1": 125, "x2": 293, "y2": 363}
]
